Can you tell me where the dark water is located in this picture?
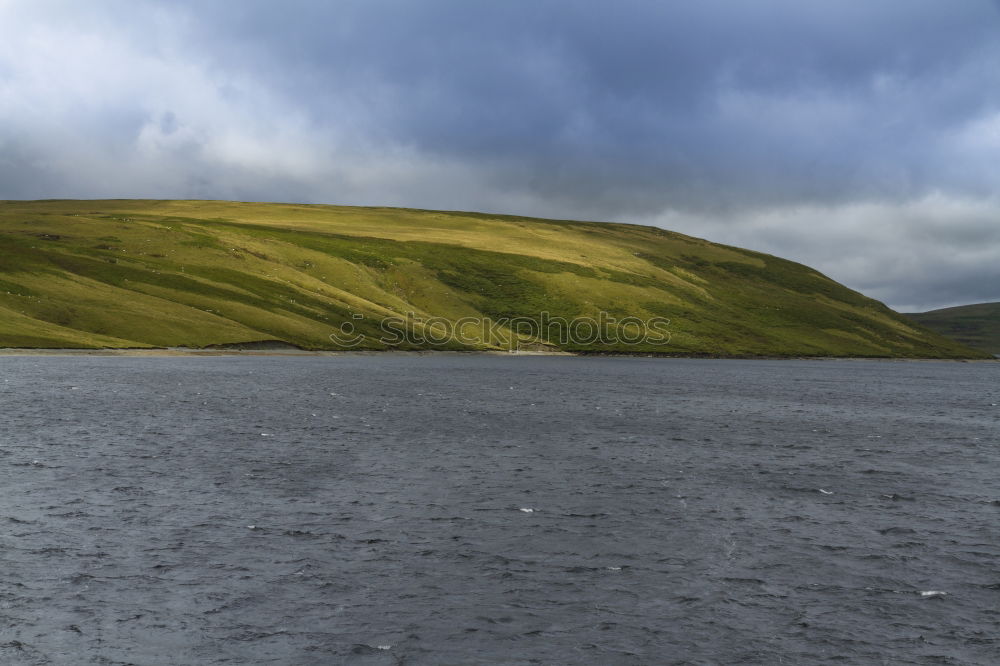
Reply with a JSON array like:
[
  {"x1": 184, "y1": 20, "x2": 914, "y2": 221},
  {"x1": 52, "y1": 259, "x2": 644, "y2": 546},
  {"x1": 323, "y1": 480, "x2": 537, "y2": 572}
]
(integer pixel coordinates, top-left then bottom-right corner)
[{"x1": 1, "y1": 355, "x2": 998, "y2": 665}]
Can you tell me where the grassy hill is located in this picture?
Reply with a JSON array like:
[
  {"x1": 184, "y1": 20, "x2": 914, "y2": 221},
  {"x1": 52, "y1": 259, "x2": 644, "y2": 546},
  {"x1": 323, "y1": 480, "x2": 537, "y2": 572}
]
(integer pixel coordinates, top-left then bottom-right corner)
[
  {"x1": 905, "y1": 303, "x2": 1000, "y2": 356},
  {"x1": 0, "y1": 199, "x2": 987, "y2": 358}
]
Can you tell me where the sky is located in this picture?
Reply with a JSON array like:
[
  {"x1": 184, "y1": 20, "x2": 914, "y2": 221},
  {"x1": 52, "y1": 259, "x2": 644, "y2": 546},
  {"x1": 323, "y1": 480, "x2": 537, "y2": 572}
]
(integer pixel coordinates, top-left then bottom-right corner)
[{"x1": 1, "y1": 0, "x2": 999, "y2": 311}]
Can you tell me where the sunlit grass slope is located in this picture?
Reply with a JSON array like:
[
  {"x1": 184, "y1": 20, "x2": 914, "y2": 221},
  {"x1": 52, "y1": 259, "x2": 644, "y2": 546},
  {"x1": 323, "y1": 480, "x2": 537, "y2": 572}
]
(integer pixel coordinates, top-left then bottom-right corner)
[
  {"x1": 905, "y1": 302, "x2": 1000, "y2": 356},
  {"x1": 0, "y1": 199, "x2": 987, "y2": 357}
]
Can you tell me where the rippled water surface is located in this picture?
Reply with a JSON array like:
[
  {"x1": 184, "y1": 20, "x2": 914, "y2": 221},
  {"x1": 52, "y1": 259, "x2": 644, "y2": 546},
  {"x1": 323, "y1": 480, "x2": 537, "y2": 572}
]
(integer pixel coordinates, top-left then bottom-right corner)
[{"x1": 1, "y1": 354, "x2": 998, "y2": 664}]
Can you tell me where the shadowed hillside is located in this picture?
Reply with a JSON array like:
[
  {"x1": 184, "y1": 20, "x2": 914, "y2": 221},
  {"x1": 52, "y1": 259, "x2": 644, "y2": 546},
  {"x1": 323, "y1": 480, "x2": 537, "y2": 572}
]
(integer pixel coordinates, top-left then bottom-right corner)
[
  {"x1": 0, "y1": 199, "x2": 987, "y2": 358},
  {"x1": 905, "y1": 303, "x2": 1000, "y2": 356}
]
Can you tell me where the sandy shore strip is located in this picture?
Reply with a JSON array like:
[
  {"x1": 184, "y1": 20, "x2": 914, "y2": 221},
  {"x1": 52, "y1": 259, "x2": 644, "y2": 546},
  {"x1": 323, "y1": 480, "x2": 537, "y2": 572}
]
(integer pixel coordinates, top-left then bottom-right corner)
[
  {"x1": 0, "y1": 347, "x2": 578, "y2": 357},
  {"x1": 0, "y1": 348, "x2": 994, "y2": 360}
]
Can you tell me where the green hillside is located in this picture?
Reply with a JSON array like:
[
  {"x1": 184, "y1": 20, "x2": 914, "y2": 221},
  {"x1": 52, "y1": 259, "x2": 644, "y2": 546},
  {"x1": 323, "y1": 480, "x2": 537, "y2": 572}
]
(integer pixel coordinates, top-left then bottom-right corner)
[
  {"x1": 0, "y1": 199, "x2": 987, "y2": 358},
  {"x1": 905, "y1": 302, "x2": 1000, "y2": 356}
]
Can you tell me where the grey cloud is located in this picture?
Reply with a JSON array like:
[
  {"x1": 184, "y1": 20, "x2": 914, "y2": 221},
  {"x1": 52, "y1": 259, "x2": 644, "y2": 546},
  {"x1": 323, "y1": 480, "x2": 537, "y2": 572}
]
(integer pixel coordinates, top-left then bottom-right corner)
[
  {"x1": 639, "y1": 196, "x2": 1000, "y2": 311},
  {"x1": 147, "y1": 0, "x2": 1000, "y2": 212},
  {"x1": 1, "y1": 0, "x2": 999, "y2": 310}
]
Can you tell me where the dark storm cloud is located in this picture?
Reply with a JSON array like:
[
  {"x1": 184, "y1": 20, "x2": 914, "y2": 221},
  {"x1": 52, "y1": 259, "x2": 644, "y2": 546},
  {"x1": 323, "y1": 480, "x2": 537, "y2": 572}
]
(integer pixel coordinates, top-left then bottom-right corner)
[
  {"x1": 162, "y1": 0, "x2": 1000, "y2": 212},
  {"x1": 1, "y1": 0, "x2": 999, "y2": 309}
]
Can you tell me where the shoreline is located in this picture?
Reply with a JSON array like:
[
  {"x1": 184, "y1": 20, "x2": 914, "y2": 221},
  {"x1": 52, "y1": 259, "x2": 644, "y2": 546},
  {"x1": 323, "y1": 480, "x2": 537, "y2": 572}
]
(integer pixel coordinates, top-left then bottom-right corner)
[{"x1": 0, "y1": 347, "x2": 995, "y2": 361}]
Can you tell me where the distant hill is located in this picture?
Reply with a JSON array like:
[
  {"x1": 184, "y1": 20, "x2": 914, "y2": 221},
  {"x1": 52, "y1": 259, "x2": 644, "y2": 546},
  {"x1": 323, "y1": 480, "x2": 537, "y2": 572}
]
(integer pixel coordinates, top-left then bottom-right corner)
[
  {"x1": 0, "y1": 199, "x2": 988, "y2": 358},
  {"x1": 904, "y1": 302, "x2": 1000, "y2": 356}
]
